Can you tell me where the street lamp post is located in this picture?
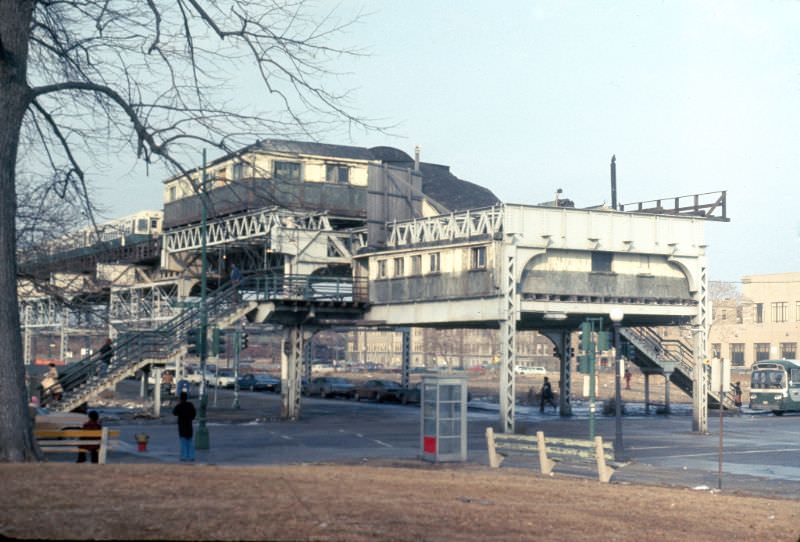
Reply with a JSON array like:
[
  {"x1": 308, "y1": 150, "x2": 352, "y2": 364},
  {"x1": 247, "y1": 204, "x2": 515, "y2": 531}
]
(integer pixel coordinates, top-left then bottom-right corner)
[{"x1": 609, "y1": 308, "x2": 625, "y2": 461}]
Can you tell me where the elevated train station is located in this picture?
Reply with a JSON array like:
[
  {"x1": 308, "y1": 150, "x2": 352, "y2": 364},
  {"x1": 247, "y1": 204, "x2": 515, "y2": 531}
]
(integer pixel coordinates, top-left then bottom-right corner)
[{"x1": 18, "y1": 139, "x2": 729, "y2": 434}]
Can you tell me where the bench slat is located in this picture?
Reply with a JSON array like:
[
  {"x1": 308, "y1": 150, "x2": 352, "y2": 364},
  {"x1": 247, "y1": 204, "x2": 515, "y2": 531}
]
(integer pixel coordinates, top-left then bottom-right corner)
[
  {"x1": 548, "y1": 437, "x2": 613, "y2": 451},
  {"x1": 35, "y1": 429, "x2": 120, "y2": 438}
]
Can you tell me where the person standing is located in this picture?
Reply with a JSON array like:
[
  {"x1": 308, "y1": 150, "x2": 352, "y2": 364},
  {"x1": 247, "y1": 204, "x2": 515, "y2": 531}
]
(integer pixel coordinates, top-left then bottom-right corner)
[
  {"x1": 733, "y1": 381, "x2": 743, "y2": 414},
  {"x1": 77, "y1": 410, "x2": 102, "y2": 464},
  {"x1": 173, "y1": 391, "x2": 196, "y2": 462},
  {"x1": 540, "y1": 376, "x2": 557, "y2": 413},
  {"x1": 42, "y1": 363, "x2": 63, "y2": 402},
  {"x1": 624, "y1": 368, "x2": 632, "y2": 390}
]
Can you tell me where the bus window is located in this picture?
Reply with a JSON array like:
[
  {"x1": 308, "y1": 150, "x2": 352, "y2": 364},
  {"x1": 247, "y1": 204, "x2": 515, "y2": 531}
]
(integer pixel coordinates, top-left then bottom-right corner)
[{"x1": 752, "y1": 370, "x2": 785, "y2": 390}]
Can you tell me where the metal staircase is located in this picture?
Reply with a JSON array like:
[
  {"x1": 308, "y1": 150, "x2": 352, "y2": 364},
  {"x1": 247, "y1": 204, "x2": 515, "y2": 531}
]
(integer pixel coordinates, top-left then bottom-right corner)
[
  {"x1": 44, "y1": 273, "x2": 365, "y2": 412},
  {"x1": 620, "y1": 326, "x2": 735, "y2": 409}
]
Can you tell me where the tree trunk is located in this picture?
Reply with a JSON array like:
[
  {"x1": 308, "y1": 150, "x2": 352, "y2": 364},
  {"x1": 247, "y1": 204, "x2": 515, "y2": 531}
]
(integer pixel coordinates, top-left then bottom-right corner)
[{"x1": 0, "y1": 0, "x2": 39, "y2": 461}]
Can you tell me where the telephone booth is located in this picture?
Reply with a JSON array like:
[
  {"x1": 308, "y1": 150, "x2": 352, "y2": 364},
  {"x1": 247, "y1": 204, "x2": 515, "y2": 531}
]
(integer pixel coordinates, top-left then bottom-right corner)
[{"x1": 420, "y1": 374, "x2": 468, "y2": 462}]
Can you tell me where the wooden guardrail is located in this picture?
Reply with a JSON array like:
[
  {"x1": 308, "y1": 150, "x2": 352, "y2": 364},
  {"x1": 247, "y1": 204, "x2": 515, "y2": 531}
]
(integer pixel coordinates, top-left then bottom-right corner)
[
  {"x1": 485, "y1": 428, "x2": 622, "y2": 483},
  {"x1": 35, "y1": 428, "x2": 121, "y2": 464}
]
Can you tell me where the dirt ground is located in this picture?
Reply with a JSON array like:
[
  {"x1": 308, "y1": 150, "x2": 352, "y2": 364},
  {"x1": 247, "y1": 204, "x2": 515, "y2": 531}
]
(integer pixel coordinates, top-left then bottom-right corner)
[{"x1": 0, "y1": 462, "x2": 797, "y2": 541}]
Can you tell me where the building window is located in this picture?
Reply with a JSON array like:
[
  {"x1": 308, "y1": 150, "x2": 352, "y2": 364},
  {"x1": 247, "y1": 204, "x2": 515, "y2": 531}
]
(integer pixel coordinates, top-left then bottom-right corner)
[
  {"x1": 470, "y1": 246, "x2": 487, "y2": 269},
  {"x1": 781, "y1": 343, "x2": 796, "y2": 359},
  {"x1": 736, "y1": 306, "x2": 743, "y2": 324},
  {"x1": 796, "y1": 301, "x2": 800, "y2": 321},
  {"x1": 394, "y1": 257, "x2": 404, "y2": 277},
  {"x1": 273, "y1": 161, "x2": 301, "y2": 181},
  {"x1": 591, "y1": 252, "x2": 613, "y2": 272},
  {"x1": 411, "y1": 255, "x2": 422, "y2": 275},
  {"x1": 755, "y1": 303, "x2": 764, "y2": 323},
  {"x1": 430, "y1": 252, "x2": 441, "y2": 272},
  {"x1": 754, "y1": 343, "x2": 771, "y2": 362},
  {"x1": 325, "y1": 164, "x2": 349, "y2": 184},
  {"x1": 168, "y1": 186, "x2": 177, "y2": 201},
  {"x1": 730, "y1": 343, "x2": 745, "y2": 366},
  {"x1": 771, "y1": 302, "x2": 787, "y2": 323},
  {"x1": 232, "y1": 162, "x2": 246, "y2": 181},
  {"x1": 711, "y1": 343, "x2": 721, "y2": 358},
  {"x1": 136, "y1": 218, "x2": 148, "y2": 233},
  {"x1": 377, "y1": 260, "x2": 387, "y2": 278}
]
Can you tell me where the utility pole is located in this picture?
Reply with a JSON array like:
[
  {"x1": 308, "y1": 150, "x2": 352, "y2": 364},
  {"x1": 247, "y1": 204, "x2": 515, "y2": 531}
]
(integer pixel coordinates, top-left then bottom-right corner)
[{"x1": 195, "y1": 149, "x2": 210, "y2": 450}]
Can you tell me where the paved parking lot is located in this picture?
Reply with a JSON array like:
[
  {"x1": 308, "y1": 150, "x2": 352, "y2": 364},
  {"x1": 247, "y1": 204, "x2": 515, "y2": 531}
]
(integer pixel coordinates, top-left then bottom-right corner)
[{"x1": 97, "y1": 381, "x2": 800, "y2": 498}]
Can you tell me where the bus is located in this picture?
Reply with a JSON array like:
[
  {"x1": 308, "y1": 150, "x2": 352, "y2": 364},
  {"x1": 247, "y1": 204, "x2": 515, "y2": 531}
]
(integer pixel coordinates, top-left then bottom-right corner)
[{"x1": 749, "y1": 359, "x2": 800, "y2": 415}]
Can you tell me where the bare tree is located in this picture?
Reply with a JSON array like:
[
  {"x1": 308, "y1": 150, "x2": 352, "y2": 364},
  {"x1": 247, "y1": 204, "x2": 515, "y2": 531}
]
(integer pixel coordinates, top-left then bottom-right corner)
[{"x1": 0, "y1": 0, "x2": 375, "y2": 461}]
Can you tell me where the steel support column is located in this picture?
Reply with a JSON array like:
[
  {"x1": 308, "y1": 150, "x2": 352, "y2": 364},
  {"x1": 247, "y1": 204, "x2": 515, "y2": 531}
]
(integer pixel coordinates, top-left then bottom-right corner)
[
  {"x1": 59, "y1": 306, "x2": 68, "y2": 362},
  {"x1": 281, "y1": 326, "x2": 304, "y2": 421},
  {"x1": 542, "y1": 329, "x2": 572, "y2": 417},
  {"x1": 23, "y1": 305, "x2": 31, "y2": 365},
  {"x1": 692, "y1": 265, "x2": 709, "y2": 433},
  {"x1": 401, "y1": 327, "x2": 411, "y2": 389},
  {"x1": 499, "y1": 244, "x2": 517, "y2": 433}
]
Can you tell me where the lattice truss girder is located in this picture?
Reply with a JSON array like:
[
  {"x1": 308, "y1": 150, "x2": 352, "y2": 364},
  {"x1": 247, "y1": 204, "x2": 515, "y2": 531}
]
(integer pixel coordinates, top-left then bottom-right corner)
[
  {"x1": 20, "y1": 296, "x2": 107, "y2": 330},
  {"x1": 693, "y1": 265, "x2": 709, "y2": 433},
  {"x1": 109, "y1": 282, "x2": 180, "y2": 327},
  {"x1": 387, "y1": 205, "x2": 503, "y2": 247}
]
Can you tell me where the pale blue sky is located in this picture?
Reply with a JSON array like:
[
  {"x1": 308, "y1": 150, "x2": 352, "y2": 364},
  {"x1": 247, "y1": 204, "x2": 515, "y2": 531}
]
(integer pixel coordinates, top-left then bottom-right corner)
[{"x1": 98, "y1": 1, "x2": 800, "y2": 282}]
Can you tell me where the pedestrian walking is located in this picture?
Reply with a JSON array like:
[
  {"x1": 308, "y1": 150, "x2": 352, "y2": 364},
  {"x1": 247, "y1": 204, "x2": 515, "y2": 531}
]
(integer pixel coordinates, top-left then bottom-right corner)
[
  {"x1": 624, "y1": 368, "x2": 632, "y2": 390},
  {"x1": 98, "y1": 338, "x2": 113, "y2": 375},
  {"x1": 77, "y1": 410, "x2": 102, "y2": 464},
  {"x1": 173, "y1": 391, "x2": 196, "y2": 462},
  {"x1": 230, "y1": 263, "x2": 242, "y2": 303},
  {"x1": 733, "y1": 381, "x2": 743, "y2": 414},
  {"x1": 540, "y1": 376, "x2": 557, "y2": 413},
  {"x1": 42, "y1": 363, "x2": 63, "y2": 402}
]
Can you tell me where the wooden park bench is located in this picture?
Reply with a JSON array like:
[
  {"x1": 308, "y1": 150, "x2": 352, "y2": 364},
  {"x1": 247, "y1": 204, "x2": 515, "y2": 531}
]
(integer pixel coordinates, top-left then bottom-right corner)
[
  {"x1": 485, "y1": 427, "x2": 622, "y2": 483},
  {"x1": 35, "y1": 428, "x2": 121, "y2": 464}
]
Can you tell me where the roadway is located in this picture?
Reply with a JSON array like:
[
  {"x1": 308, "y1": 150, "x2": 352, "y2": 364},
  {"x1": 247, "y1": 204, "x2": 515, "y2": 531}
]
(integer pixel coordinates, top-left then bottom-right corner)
[{"x1": 97, "y1": 381, "x2": 800, "y2": 499}]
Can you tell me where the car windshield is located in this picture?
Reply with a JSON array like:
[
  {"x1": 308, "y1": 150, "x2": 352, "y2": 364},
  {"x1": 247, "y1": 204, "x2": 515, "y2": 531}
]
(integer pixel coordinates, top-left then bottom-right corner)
[
  {"x1": 752, "y1": 369, "x2": 785, "y2": 389},
  {"x1": 219, "y1": 369, "x2": 234, "y2": 376}
]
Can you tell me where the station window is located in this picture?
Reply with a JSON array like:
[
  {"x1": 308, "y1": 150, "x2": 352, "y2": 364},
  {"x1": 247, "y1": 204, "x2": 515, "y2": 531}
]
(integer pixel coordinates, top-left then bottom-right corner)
[
  {"x1": 150, "y1": 218, "x2": 159, "y2": 230},
  {"x1": 430, "y1": 252, "x2": 441, "y2": 272},
  {"x1": 394, "y1": 257, "x2": 404, "y2": 277},
  {"x1": 772, "y1": 302, "x2": 787, "y2": 323},
  {"x1": 470, "y1": 246, "x2": 487, "y2": 269},
  {"x1": 755, "y1": 303, "x2": 764, "y2": 323},
  {"x1": 326, "y1": 164, "x2": 349, "y2": 184},
  {"x1": 730, "y1": 343, "x2": 745, "y2": 366},
  {"x1": 591, "y1": 252, "x2": 613, "y2": 273},
  {"x1": 136, "y1": 219, "x2": 148, "y2": 233},
  {"x1": 273, "y1": 161, "x2": 301, "y2": 182},
  {"x1": 377, "y1": 260, "x2": 387, "y2": 278},
  {"x1": 781, "y1": 342, "x2": 796, "y2": 359},
  {"x1": 411, "y1": 255, "x2": 422, "y2": 275},
  {"x1": 754, "y1": 343, "x2": 771, "y2": 362},
  {"x1": 711, "y1": 343, "x2": 721, "y2": 358},
  {"x1": 168, "y1": 186, "x2": 177, "y2": 202},
  {"x1": 232, "y1": 162, "x2": 246, "y2": 181}
]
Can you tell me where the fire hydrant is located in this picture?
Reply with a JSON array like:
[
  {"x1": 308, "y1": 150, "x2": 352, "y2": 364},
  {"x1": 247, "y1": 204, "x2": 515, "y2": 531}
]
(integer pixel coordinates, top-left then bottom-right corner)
[{"x1": 134, "y1": 433, "x2": 149, "y2": 452}]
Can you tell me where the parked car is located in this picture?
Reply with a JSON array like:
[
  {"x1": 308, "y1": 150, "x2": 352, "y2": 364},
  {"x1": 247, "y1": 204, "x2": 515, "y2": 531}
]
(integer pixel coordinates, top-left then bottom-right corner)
[
  {"x1": 184, "y1": 367, "x2": 213, "y2": 385},
  {"x1": 398, "y1": 383, "x2": 421, "y2": 405},
  {"x1": 514, "y1": 366, "x2": 547, "y2": 376},
  {"x1": 209, "y1": 368, "x2": 237, "y2": 388},
  {"x1": 353, "y1": 379, "x2": 403, "y2": 402},
  {"x1": 32, "y1": 406, "x2": 88, "y2": 431},
  {"x1": 237, "y1": 373, "x2": 281, "y2": 393},
  {"x1": 304, "y1": 377, "x2": 355, "y2": 398}
]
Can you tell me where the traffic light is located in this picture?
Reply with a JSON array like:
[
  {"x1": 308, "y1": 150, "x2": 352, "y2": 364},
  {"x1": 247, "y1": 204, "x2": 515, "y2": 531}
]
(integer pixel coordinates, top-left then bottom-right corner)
[
  {"x1": 597, "y1": 331, "x2": 611, "y2": 352},
  {"x1": 187, "y1": 327, "x2": 201, "y2": 356},
  {"x1": 579, "y1": 321, "x2": 592, "y2": 353},
  {"x1": 240, "y1": 331, "x2": 249, "y2": 351},
  {"x1": 212, "y1": 327, "x2": 227, "y2": 356}
]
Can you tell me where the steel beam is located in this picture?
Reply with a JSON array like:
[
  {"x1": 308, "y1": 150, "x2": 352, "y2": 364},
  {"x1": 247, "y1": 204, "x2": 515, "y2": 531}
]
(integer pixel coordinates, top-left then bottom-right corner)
[
  {"x1": 692, "y1": 265, "x2": 709, "y2": 433},
  {"x1": 401, "y1": 327, "x2": 411, "y2": 388},
  {"x1": 499, "y1": 244, "x2": 517, "y2": 433}
]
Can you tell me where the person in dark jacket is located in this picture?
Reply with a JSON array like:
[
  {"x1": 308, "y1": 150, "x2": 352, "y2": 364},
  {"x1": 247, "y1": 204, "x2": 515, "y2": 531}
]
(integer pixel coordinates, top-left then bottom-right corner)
[
  {"x1": 98, "y1": 338, "x2": 113, "y2": 375},
  {"x1": 540, "y1": 376, "x2": 557, "y2": 413},
  {"x1": 77, "y1": 410, "x2": 102, "y2": 464},
  {"x1": 173, "y1": 391, "x2": 196, "y2": 462}
]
